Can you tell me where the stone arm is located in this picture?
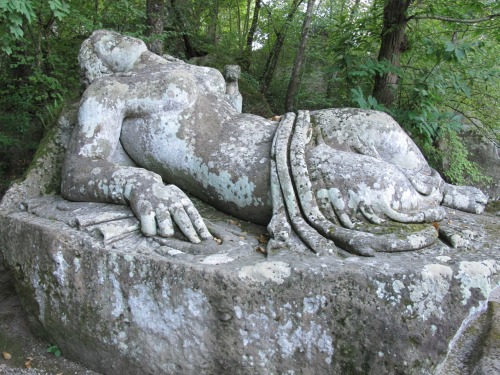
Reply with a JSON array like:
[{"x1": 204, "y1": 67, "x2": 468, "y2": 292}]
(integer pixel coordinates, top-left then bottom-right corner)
[{"x1": 61, "y1": 81, "x2": 211, "y2": 243}]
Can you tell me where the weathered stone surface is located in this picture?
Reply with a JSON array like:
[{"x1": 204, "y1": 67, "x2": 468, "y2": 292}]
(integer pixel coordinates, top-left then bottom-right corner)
[
  {"x1": 1, "y1": 192, "x2": 499, "y2": 374},
  {"x1": 436, "y1": 286, "x2": 500, "y2": 374},
  {"x1": 1, "y1": 112, "x2": 499, "y2": 373},
  {"x1": 63, "y1": 30, "x2": 487, "y2": 256},
  {"x1": 223, "y1": 65, "x2": 243, "y2": 113}
]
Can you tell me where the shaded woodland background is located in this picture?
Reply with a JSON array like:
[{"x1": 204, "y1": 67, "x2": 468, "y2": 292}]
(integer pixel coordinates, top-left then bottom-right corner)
[{"x1": 0, "y1": 0, "x2": 498, "y2": 196}]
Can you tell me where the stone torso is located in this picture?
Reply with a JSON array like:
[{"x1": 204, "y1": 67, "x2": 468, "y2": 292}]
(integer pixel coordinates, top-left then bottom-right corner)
[{"x1": 115, "y1": 65, "x2": 276, "y2": 224}]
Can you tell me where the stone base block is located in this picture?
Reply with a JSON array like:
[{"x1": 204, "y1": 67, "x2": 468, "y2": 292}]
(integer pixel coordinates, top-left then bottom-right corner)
[{"x1": 1, "y1": 194, "x2": 499, "y2": 374}]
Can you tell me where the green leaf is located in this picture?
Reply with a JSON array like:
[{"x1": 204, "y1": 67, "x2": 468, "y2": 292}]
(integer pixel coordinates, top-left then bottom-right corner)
[
  {"x1": 454, "y1": 48, "x2": 465, "y2": 61},
  {"x1": 367, "y1": 95, "x2": 378, "y2": 107},
  {"x1": 9, "y1": 25, "x2": 24, "y2": 38},
  {"x1": 1, "y1": 44, "x2": 12, "y2": 54},
  {"x1": 48, "y1": 0, "x2": 70, "y2": 20},
  {"x1": 445, "y1": 41, "x2": 455, "y2": 52},
  {"x1": 47, "y1": 345, "x2": 62, "y2": 357}
]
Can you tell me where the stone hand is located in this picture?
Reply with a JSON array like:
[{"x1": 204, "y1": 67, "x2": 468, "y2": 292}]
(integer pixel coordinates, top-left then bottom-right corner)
[{"x1": 129, "y1": 182, "x2": 212, "y2": 243}]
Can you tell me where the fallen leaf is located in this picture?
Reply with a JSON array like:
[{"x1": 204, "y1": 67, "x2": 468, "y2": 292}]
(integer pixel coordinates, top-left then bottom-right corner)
[
  {"x1": 228, "y1": 219, "x2": 241, "y2": 227},
  {"x1": 2, "y1": 352, "x2": 11, "y2": 360},
  {"x1": 432, "y1": 222, "x2": 439, "y2": 230},
  {"x1": 256, "y1": 245, "x2": 267, "y2": 255},
  {"x1": 24, "y1": 356, "x2": 33, "y2": 369},
  {"x1": 257, "y1": 234, "x2": 269, "y2": 244}
]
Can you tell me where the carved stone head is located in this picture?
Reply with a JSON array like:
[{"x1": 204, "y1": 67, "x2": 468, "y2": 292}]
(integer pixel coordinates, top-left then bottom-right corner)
[
  {"x1": 223, "y1": 65, "x2": 241, "y2": 82},
  {"x1": 78, "y1": 30, "x2": 148, "y2": 87}
]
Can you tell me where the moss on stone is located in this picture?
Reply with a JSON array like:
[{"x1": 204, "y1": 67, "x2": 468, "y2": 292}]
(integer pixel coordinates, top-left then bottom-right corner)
[
  {"x1": 485, "y1": 200, "x2": 500, "y2": 214},
  {"x1": 22, "y1": 128, "x2": 62, "y2": 195}
]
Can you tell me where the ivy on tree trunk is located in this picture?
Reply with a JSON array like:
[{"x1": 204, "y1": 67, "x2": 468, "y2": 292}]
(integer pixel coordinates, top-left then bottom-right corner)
[
  {"x1": 372, "y1": 0, "x2": 412, "y2": 107},
  {"x1": 146, "y1": 0, "x2": 165, "y2": 55}
]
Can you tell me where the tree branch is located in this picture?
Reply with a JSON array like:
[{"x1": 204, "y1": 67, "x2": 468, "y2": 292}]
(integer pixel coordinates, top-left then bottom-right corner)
[
  {"x1": 443, "y1": 102, "x2": 499, "y2": 146},
  {"x1": 410, "y1": 13, "x2": 500, "y2": 24}
]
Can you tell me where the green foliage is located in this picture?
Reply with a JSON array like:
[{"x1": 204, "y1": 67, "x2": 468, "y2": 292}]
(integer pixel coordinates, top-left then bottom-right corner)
[
  {"x1": 350, "y1": 59, "x2": 403, "y2": 79},
  {"x1": 48, "y1": 0, "x2": 70, "y2": 20},
  {"x1": 239, "y1": 72, "x2": 274, "y2": 117},
  {"x1": 47, "y1": 344, "x2": 62, "y2": 357},
  {"x1": 440, "y1": 133, "x2": 484, "y2": 185},
  {"x1": 0, "y1": 0, "x2": 77, "y2": 195},
  {"x1": 0, "y1": 0, "x2": 70, "y2": 54},
  {"x1": 422, "y1": 127, "x2": 488, "y2": 185},
  {"x1": 0, "y1": 0, "x2": 34, "y2": 54},
  {"x1": 351, "y1": 87, "x2": 386, "y2": 111},
  {"x1": 100, "y1": 0, "x2": 146, "y2": 35}
]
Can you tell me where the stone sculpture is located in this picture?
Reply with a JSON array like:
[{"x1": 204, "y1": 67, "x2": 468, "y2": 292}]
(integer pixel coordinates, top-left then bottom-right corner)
[
  {"x1": 62, "y1": 29, "x2": 488, "y2": 256},
  {"x1": 223, "y1": 64, "x2": 243, "y2": 113}
]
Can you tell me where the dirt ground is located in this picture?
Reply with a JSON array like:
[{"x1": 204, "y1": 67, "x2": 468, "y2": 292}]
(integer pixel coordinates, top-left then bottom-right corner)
[{"x1": 0, "y1": 260, "x2": 99, "y2": 375}]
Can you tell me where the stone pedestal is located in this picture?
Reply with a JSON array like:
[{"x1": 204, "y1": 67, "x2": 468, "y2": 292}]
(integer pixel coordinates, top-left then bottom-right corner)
[{"x1": 0, "y1": 192, "x2": 498, "y2": 374}]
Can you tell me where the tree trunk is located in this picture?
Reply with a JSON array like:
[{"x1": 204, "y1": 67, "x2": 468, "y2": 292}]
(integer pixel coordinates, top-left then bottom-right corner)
[
  {"x1": 243, "y1": 0, "x2": 251, "y2": 41},
  {"x1": 169, "y1": 0, "x2": 205, "y2": 58},
  {"x1": 207, "y1": 0, "x2": 219, "y2": 45},
  {"x1": 240, "y1": 0, "x2": 261, "y2": 71},
  {"x1": 237, "y1": 0, "x2": 242, "y2": 51},
  {"x1": 146, "y1": 0, "x2": 165, "y2": 55},
  {"x1": 259, "y1": 0, "x2": 303, "y2": 95},
  {"x1": 285, "y1": 0, "x2": 316, "y2": 112},
  {"x1": 94, "y1": 0, "x2": 99, "y2": 27},
  {"x1": 372, "y1": 0, "x2": 412, "y2": 107}
]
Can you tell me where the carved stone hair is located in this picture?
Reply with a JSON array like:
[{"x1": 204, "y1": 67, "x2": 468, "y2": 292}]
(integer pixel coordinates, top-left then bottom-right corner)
[{"x1": 78, "y1": 30, "x2": 116, "y2": 88}]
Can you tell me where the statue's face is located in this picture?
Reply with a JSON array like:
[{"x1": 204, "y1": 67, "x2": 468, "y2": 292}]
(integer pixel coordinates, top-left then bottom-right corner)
[
  {"x1": 224, "y1": 65, "x2": 241, "y2": 81},
  {"x1": 94, "y1": 32, "x2": 148, "y2": 73}
]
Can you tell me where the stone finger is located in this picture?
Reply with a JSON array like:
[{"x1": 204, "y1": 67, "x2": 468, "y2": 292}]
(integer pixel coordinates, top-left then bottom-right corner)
[
  {"x1": 170, "y1": 204, "x2": 201, "y2": 244},
  {"x1": 156, "y1": 206, "x2": 174, "y2": 237},
  {"x1": 359, "y1": 203, "x2": 384, "y2": 225},
  {"x1": 315, "y1": 191, "x2": 340, "y2": 226},
  {"x1": 328, "y1": 190, "x2": 354, "y2": 229},
  {"x1": 382, "y1": 204, "x2": 425, "y2": 223},
  {"x1": 166, "y1": 184, "x2": 186, "y2": 197},
  {"x1": 183, "y1": 203, "x2": 212, "y2": 240},
  {"x1": 407, "y1": 175, "x2": 434, "y2": 196},
  {"x1": 137, "y1": 200, "x2": 157, "y2": 237}
]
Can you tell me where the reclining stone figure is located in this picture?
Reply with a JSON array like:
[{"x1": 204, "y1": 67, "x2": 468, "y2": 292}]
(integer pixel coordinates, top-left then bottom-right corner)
[{"x1": 62, "y1": 30, "x2": 488, "y2": 256}]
